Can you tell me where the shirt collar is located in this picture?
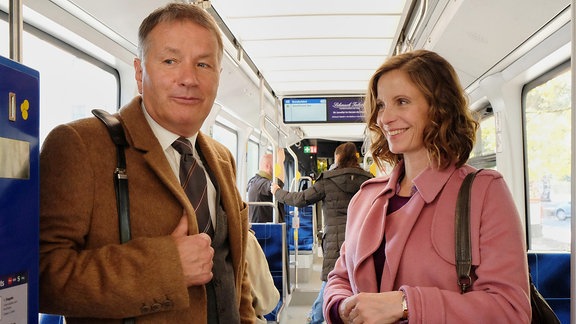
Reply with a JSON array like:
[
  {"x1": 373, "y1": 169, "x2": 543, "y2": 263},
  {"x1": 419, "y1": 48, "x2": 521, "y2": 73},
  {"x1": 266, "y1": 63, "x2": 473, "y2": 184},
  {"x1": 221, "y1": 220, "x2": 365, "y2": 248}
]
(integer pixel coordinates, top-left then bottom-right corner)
[{"x1": 141, "y1": 101, "x2": 199, "y2": 154}]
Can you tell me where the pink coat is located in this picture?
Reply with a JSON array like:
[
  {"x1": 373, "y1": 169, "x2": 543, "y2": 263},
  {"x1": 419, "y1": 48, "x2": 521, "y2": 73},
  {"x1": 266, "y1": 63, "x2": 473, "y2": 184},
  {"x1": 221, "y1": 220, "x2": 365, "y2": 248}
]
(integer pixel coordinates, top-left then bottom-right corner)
[{"x1": 324, "y1": 163, "x2": 531, "y2": 323}]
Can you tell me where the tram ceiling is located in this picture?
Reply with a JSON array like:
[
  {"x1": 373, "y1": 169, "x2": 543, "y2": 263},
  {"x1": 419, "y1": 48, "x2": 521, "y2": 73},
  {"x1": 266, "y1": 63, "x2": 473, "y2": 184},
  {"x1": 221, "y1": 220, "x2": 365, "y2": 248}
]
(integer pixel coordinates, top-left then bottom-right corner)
[
  {"x1": 30, "y1": 0, "x2": 570, "y2": 144},
  {"x1": 54, "y1": 0, "x2": 570, "y2": 96},
  {"x1": 208, "y1": 0, "x2": 409, "y2": 97}
]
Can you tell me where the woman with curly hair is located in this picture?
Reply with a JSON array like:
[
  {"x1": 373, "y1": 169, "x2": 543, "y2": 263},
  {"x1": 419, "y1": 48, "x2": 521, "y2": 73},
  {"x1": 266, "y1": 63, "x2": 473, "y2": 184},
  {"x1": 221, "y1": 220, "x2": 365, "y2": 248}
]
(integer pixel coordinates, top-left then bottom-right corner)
[{"x1": 323, "y1": 50, "x2": 530, "y2": 323}]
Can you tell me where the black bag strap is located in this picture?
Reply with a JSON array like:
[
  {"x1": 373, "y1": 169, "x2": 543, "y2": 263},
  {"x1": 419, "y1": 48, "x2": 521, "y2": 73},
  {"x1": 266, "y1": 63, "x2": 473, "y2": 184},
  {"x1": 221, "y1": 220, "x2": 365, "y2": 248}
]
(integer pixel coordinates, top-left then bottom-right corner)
[
  {"x1": 455, "y1": 169, "x2": 482, "y2": 294},
  {"x1": 92, "y1": 109, "x2": 135, "y2": 324},
  {"x1": 455, "y1": 169, "x2": 561, "y2": 323},
  {"x1": 530, "y1": 275, "x2": 561, "y2": 324},
  {"x1": 92, "y1": 109, "x2": 131, "y2": 244}
]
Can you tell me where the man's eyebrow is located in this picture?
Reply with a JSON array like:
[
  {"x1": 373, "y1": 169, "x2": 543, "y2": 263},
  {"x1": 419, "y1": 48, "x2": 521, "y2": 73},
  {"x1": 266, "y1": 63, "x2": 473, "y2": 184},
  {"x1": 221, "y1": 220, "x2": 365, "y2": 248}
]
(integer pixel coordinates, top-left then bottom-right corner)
[
  {"x1": 159, "y1": 47, "x2": 217, "y2": 60},
  {"x1": 160, "y1": 47, "x2": 180, "y2": 55}
]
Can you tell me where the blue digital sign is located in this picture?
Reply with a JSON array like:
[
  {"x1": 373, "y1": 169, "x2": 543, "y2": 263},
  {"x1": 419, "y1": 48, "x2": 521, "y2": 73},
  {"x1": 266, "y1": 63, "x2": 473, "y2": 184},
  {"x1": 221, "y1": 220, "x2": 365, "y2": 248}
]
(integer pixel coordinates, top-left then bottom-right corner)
[{"x1": 282, "y1": 96, "x2": 364, "y2": 124}]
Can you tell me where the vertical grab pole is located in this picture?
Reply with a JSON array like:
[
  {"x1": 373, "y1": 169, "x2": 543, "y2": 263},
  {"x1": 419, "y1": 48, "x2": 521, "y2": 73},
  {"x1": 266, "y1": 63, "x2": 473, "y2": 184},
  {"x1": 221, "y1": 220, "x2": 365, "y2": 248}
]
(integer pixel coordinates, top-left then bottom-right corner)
[
  {"x1": 258, "y1": 77, "x2": 278, "y2": 222},
  {"x1": 285, "y1": 147, "x2": 300, "y2": 289},
  {"x1": 570, "y1": 2, "x2": 575, "y2": 323},
  {"x1": 9, "y1": 0, "x2": 23, "y2": 62}
]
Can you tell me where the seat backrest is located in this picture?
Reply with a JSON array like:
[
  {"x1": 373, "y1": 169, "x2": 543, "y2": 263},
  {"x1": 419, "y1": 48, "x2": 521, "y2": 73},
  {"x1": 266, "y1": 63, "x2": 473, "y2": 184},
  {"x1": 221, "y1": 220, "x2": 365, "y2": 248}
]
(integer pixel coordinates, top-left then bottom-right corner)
[
  {"x1": 527, "y1": 252, "x2": 570, "y2": 323},
  {"x1": 39, "y1": 314, "x2": 64, "y2": 324},
  {"x1": 251, "y1": 222, "x2": 288, "y2": 322}
]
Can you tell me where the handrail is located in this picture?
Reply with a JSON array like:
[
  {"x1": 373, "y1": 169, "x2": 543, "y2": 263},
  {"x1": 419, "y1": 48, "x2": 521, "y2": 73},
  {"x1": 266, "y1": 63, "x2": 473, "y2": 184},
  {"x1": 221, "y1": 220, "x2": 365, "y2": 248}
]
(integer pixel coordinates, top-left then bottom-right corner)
[
  {"x1": 245, "y1": 201, "x2": 280, "y2": 223},
  {"x1": 393, "y1": 0, "x2": 428, "y2": 54}
]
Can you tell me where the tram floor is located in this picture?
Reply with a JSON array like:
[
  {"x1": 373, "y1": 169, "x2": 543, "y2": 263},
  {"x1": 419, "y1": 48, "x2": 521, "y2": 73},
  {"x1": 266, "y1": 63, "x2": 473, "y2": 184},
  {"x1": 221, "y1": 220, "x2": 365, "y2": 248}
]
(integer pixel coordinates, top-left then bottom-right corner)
[{"x1": 277, "y1": 251, "x2": 325, "y2": 324}]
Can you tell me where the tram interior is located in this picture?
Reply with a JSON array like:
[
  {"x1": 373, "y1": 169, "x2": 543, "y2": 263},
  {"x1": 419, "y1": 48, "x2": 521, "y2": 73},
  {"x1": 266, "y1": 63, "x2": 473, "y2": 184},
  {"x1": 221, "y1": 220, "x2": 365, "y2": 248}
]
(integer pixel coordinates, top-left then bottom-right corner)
[{"x1": 0, "y1": 0, "x2": 572, "y2": 323}]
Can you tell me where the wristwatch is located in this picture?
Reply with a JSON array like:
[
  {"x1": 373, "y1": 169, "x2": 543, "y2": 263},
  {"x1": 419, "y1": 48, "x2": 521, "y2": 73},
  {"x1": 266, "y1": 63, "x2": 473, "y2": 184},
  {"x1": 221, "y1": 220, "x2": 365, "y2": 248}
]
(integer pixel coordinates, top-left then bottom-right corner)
[{"x1": 401, "y1": 292, "x2": 409, "y2": 320}]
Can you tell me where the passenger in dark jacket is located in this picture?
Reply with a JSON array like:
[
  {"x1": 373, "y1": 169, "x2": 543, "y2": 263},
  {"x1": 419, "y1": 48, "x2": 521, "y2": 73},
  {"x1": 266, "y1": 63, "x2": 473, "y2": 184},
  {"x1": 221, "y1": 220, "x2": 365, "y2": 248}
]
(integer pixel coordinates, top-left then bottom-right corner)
[
  {"x1": 271, "y1": 142, "x2": 373, "y2": 324},
  {"x1": 247, "y1": 149, "x2": 286, "y2": 223}
]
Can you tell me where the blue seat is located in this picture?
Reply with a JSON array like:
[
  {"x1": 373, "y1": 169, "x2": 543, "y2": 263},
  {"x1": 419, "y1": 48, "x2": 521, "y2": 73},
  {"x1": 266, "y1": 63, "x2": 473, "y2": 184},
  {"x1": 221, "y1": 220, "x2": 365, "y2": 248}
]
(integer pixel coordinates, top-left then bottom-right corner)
[
  {"x1": 527, "y1": 252, "x2": 570, "y2": 324},
  {"x1": 39, "y1": 314, "x2": 64, "y2": 324},
  {"x1": 251, "y1": 223, "x2": 287, "y2": 322}
]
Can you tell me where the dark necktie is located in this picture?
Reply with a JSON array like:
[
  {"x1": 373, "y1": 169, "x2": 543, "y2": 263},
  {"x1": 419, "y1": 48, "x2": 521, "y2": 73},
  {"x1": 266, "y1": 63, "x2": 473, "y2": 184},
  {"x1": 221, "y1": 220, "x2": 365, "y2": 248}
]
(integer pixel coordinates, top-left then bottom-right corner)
[{"x1": 172, "y1": 137, "x2": 213, "y2": 236}]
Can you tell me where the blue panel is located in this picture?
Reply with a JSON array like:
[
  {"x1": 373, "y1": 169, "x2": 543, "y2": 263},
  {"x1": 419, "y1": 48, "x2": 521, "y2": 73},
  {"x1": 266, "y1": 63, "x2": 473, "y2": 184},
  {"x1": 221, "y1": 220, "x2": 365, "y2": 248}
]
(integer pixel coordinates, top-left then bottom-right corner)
[
  {"x1": 285, "y1": 205, "x2": 314, "y2": 251},
  {"x1": 0, "y1": 55, "x2": 40, "y2": 324},
  {"x1": 528, "y1": 252, "x2": 570, "y2": 324}
]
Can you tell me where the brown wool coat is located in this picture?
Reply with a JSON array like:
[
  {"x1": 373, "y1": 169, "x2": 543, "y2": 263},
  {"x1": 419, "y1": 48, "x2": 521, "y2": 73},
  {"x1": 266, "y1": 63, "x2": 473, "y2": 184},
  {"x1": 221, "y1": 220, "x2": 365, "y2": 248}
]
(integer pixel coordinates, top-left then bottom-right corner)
[{"x1": 39, "y1": 96, "x2": 254, "y2": 323}]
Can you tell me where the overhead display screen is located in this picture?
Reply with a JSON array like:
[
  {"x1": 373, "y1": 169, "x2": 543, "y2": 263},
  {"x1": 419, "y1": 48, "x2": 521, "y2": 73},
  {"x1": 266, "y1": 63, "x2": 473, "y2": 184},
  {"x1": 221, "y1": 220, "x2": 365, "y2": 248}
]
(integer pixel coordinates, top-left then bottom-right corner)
[{"x1": 282, "y1": 96, "x2": 365, "y2": 124}]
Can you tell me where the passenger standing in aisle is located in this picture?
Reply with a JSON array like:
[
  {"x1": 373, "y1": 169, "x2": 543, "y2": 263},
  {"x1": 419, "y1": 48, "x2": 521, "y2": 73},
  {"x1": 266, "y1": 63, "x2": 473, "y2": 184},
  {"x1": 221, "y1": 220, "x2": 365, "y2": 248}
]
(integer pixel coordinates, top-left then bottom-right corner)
[
  {"x1": 271, "y1": 142, "x2": 373, "y2": 324},
  {"x1": 323, "y1": 50, "x2": 530, "y2": 323},
  {"x1": 247, "y1": 149, "x2": 286, "y2": 223},
  {"x1": 39, "y1": 3, "x2": 255, "y2": 323}
]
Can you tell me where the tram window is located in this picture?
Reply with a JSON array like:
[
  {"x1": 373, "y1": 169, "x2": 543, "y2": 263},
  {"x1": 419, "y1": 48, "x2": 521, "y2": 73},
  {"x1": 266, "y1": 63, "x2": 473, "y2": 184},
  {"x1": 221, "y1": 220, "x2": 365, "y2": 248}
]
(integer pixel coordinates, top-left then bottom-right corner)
[
  {"x1": 212, "y1": 122, "x2": 238, "y2": 164},
  {"x1": 468, "y1": 106, "x2": 496, "y2": 170},
  {"x1": 0, "y1": 15, "x2": 119, "y2": 145},
  {"x1": 246, "y1": 139, "x2": 259, "y2": 186},
  {"x1": 523, "y1": 63, "x2": 571, "y2": 252}
]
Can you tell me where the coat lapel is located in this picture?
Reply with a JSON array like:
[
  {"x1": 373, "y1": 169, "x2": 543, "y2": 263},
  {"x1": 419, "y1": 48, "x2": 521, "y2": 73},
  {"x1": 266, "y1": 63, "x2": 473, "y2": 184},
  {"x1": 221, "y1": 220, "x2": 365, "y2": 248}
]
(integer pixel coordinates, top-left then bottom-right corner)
[
  {"x1": 350, "y1": 169, "x2": 398, "y2": 293},
  {"x1": 380, "y1": 196, "x2": 424, "y2": 291},
  {"x1": 351, "y1": 163, "x2": 461, "y2": 293},
  {"x1": 117, "y1": 97, "x2": 198, "y2": 231},
  {"x1": 380, "y1": 165, "x2": 458, "y2": 291},
  {"x1": 195, "y1": 134, "x2": 242, "y2": 231},
  {"x1": 195, "y1": 132, "x2": 245, "y2": 270},
  {"x1": 117, "y1": 98, "x2": 245, "y2": 279},
  {"x1": 353, "y1": 194, "x2": 388, "y2": 293}
]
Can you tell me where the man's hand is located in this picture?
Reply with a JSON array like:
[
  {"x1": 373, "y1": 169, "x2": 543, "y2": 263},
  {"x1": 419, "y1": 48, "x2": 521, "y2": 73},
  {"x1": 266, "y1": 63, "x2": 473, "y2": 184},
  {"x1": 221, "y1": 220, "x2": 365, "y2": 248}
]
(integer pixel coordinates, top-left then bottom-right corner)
[{"x1": 171, "y1": 214, "x2": 214, "y2": 286}]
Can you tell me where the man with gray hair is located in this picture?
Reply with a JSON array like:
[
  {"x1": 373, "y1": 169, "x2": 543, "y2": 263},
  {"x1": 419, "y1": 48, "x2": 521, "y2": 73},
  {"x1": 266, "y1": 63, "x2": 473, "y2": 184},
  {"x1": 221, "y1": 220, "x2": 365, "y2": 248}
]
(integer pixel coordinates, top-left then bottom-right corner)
[{"x1": 39, "y1": 3, "x2": 254, "y2": 323}]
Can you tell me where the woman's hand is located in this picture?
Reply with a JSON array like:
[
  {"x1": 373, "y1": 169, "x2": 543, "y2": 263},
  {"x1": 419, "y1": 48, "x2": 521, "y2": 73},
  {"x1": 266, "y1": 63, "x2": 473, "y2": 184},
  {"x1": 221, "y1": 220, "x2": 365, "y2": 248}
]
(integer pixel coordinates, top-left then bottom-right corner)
[
  {"x1": 339, "y1": 296, "x2": 354, "y2": 323},
  {"x1": 276, "y1": 148, "x2": 285, "y2": 163},
  {"x1": 340, "y1": 291, "x2": 404, "y2": 324}
]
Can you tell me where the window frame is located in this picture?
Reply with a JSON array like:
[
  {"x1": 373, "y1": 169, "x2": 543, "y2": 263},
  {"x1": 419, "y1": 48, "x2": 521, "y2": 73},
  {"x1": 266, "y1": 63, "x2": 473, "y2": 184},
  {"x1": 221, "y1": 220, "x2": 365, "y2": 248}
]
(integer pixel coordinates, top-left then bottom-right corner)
[{"x1": 521, "y1": 60, "x2": 571, "y2": 252}]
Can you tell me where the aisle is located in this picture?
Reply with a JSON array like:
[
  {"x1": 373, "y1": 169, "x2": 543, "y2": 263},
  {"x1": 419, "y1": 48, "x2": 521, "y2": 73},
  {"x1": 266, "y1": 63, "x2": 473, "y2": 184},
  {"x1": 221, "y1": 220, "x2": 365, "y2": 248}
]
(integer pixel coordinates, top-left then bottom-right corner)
[{"x1": 277, "y1": 252, "x2": 324, "y2": 324}]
